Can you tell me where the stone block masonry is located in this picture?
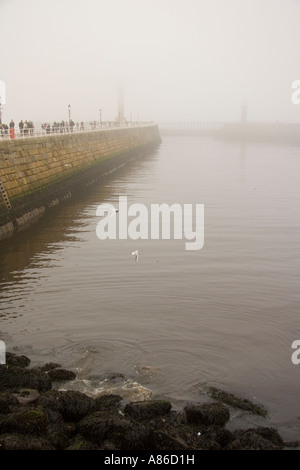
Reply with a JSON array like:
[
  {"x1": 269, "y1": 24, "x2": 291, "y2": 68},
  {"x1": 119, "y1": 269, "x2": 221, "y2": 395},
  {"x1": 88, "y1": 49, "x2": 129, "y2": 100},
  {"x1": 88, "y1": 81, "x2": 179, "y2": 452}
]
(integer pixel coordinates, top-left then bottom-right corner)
[{"x1": 0, "y1": 125, "x2": 161, "y2": 241}]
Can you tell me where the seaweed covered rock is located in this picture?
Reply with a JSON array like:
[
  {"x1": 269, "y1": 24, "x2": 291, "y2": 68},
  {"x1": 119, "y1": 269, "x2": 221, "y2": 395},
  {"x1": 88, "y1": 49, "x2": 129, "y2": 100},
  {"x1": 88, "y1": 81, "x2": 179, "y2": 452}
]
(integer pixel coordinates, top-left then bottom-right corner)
[
  {"x1": 104, "y1": 416, "x2": 155, "y2": 450},
  {"x1": 46, "y1": 368, "x2": 76, "y2": 382},
  {"x1": 225, "y1": 427, "x2": 284, "y2": 450},
  {"x1": 94, "y1": 394, "x2": 123, "y2": 413},
  {"x1": 0, "y1": 406, "x2": 47, "y2": 435},
  {"x1": 39, "y1": 363, "x2": 62, "y2": 373},
  {"x1": 0, "y1": 353, "x2": 289, "y2": 451},
  {"x1": 251, "y1": 427, "x2": 284, "y2": 447},
  {"x1": 77, "y1": 411, "x2": 155, "y2": 450},
  {"x1": 0, "y1": 397, "x2": 10, "y2": 415},
  {"x1": 202, "y1": 425, "x2": 234, "y2": 448},
  {"x1": 77, "y1": 411, "x2": 119, "y2": 445},
  {"x1": 65, "y1": 435, "x2": 101, "y2": 450},
  {"x1": 206, "y1": 386, "x2": 267, "y2": 417},
  {"x1": 145, "y1": 412, "x2": 233, "y2": 450},
  {"x1": 124, "y1": 400, "x2": 172, "y2": 421},
  {"x1": 37, "y1": 390, "x2": 95, "y2": 422},
  {"x1": 45, "y1": 408, "x2": 72, "y2": 450},
  {"x1": 0, "y1": 365, "x2": 52, "y2": 393},
  {"x1": 5, "y1": 352, "x2": 31, "y2": 369},
  {"x1": 0, "y1": 433, "x2": 54, "y2": 450},
  {"x1": 0, "y1": 392, "x2": 19, "y2": 414},
  {"x1": 184, "y1": 403, "x2": 230, "y2": 427},
  {"x1": 153, "y1": 430, "x2": 189, "y2": 450}
]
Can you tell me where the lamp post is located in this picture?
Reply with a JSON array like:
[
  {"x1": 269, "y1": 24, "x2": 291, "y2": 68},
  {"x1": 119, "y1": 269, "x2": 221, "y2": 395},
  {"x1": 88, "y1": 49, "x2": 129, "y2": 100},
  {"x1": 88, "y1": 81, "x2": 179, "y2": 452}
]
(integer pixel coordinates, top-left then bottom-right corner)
[
  {"x1": 99, "y1": 109, "x2": 102, "y2": 128},
  {"x1": 68, "y1": 104, "x2": 71, "y2": 124}
]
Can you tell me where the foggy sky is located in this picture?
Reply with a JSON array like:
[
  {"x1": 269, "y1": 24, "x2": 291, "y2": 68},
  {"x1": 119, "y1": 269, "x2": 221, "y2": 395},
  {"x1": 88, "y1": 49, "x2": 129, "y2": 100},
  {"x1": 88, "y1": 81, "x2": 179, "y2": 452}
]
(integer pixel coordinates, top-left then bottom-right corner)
[{"x1": 0, "y1": 0, "x2": 299, "y2": 125}]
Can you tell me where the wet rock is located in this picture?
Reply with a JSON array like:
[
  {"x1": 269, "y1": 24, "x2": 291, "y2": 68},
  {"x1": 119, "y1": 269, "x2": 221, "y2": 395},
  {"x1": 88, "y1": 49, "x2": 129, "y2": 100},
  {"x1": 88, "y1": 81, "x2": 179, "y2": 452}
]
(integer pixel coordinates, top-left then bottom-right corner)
[
  {"x1": 0, "y1": 365, "x2": 52, "y2": 393},
  {"x1": 238, "y1": 426, "x2": 284, "y2": 449},
  {"x1": 196, "y1": 436, "x2": 222, "y2": 450},
  {"x1": 124, "y1": 400, "x2": 172, "y2": 421},
  {"x1": 144, "y1": 411, "x2": 230, "y2": 450},
  {"x1": 38, "y1": 390, "x2": 95, "y2": 422},
  {"x1": 0, "y1": 392, "x2": 19, "y2": 414},
  {"x1": 154, "y1": 430, "x2": 189, "y2": 450},
  {"x1": 101, "y1": 440, "x2": 119, "y2": 450},
  {"x1": 45, "y1": 408, "x2": 71, "y2": 450},
  {"x1": 12, "y1": 388, "x2": 40, "y2": 405},
  {"x1": 94, "y1": 394, "x2": 123, "y2": 412},
  {"x1": 104, "y1": 416, "x2": 155, "y2": 450},
  {"x1": 0, "y1": 352, "x2": 289, "y2": 451},
  {"x1": 0, "y1": 433, "x2": 55, "y2": 450},
  {"x1": 147, "y1": 411, "x2": 187, "y2": 434},
  {"x1": 77, "y1": 411, "x2": 116, "y2": 445},
  {"x1": 204, "y1": 425, "x2": 234, "y2": 448},
  {"x1": 225, "y1": 429, "x2": 282, "y2": 450},
  {"x1": 0, "y1": 391, "x2": 19, "y2": 407},
  {"x1": 65, "y1": 435, "x2": 101, "y2": 450},
  {"x1": 206, "y1": 386, "x2": 267, "y2": 417},
  {"x1": 284, "y1": 440, "x2": 300, "y2": 448},
  {"x1": 5, "y1": 352, "x2": 31, "y2": 368},
  {"x1": 0, "y1": 397, "x2": 10, "y2": 415},
  {"x1": 78, "y1": 412, "x2": 155, "y2": 450},
  {"x1": 184, "y1": 403, "x2": 230, "y2": 427},
  {"x1": 39, "y1": 362, "x2": 62, "y2": 373},
  {"x1": 164, "y1": 410, "x2": 188, "y2": 426},
  {"x1": 0, "y1": 406, "x2": 48, "y2": 435},
  {"x1": 46, "y1": 368, "x2": 76, "y2": 382}
]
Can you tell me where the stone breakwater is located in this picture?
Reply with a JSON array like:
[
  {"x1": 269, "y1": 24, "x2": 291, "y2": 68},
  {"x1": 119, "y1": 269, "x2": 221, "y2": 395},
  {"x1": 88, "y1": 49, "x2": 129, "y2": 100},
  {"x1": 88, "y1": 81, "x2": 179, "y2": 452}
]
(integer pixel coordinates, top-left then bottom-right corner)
[
  {"x1": 0, "y1": 125, "x2": 161, "y2": 241},
  {"x1": 0, "y1": 352, "x2": 298, "y2": 451}
]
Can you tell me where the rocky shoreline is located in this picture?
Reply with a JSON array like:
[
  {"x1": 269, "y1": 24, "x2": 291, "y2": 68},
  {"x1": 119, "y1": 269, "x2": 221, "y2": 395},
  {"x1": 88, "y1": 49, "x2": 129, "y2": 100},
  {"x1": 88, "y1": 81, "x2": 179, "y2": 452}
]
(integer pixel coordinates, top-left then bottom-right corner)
[{"x1": 0, "y1": 352, "x2": 298, "y2": 451}]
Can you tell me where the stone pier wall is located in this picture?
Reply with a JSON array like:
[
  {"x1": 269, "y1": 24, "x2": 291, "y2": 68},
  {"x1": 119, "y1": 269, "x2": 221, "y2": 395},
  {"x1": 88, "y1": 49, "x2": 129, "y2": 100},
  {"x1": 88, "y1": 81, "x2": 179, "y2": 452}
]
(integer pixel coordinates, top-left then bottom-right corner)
[{"x1": 0, "y1": 125, "x2": 161, "y2": 241}]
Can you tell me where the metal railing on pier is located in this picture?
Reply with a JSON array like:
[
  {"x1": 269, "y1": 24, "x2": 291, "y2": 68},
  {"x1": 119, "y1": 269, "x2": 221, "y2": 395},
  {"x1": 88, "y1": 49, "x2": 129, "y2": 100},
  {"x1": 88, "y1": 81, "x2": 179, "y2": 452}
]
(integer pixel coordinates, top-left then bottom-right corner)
[{"x1": 0, "y1": 121, "x2": 155, "y2": 141}]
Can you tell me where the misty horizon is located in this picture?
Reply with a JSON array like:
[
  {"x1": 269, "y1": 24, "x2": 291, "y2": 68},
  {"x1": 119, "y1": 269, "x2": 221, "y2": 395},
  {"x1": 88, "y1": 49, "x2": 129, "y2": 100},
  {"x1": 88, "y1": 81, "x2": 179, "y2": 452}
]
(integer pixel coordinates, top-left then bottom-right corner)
[{"x1": 0, "y1": 0, "x2": 299, "y2": 126}]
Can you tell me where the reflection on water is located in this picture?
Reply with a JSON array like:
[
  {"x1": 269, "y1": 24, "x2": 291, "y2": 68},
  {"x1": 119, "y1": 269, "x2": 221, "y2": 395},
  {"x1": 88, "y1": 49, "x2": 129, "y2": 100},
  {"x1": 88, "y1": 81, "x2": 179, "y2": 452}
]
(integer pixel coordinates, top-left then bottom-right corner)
[{"x1": 0, "y1": 137, "x2": 300, "y2": 441}]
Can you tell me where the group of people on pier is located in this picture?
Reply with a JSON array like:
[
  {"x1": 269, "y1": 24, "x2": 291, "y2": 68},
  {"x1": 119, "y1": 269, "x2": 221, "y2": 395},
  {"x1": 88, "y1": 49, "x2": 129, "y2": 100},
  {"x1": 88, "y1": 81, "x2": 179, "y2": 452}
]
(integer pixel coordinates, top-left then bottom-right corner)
[
  {"x1": 0, "y1": 119, "x2": 34, "y2": 138},
  {"x1": 18, "y1": 120, "x2": 35, "y2": 136},
  {"x1": 0, "y1": 118, "x2": 146, "y2": 139},
  {"x1": 42, "y1": 120, "x2": 83, "y2": 134}
]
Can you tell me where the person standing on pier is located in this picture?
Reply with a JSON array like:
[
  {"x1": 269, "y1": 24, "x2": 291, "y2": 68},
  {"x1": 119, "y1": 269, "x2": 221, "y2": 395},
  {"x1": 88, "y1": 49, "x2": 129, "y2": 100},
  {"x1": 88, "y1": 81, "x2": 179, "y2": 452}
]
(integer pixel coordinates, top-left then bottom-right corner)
[
  {"x1": 23, "y1": 120, "x2": 28, "y2": 136},
  {"x1": 19, "y1": 120, "x2": 24, "y2": 136},
  {"x1": 9, "y1": 119, "x2": 15, "y2": 139}
]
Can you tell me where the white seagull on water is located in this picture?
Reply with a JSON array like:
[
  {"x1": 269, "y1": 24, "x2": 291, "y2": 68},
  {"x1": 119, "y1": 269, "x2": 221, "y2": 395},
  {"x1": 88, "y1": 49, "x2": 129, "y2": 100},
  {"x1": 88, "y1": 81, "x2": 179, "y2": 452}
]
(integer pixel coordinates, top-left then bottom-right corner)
[{"x1": 132, "y1": 250, "x2": 139, "y2": 262}]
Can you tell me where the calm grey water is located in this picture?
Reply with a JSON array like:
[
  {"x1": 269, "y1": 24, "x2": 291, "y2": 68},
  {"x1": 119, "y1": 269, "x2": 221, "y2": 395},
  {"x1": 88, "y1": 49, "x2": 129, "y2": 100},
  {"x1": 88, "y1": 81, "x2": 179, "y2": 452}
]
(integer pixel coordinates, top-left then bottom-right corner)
[{"x1": 0, "y1": 136, "x2": 300, "y2": 440}]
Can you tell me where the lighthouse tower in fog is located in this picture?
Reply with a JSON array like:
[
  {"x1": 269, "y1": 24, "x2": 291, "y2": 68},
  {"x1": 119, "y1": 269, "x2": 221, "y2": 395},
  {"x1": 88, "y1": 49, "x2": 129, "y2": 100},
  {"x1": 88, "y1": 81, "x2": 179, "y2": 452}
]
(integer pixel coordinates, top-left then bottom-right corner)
[{"x1": 117, "y1": 83, "x2": 125, "y2": 125}]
